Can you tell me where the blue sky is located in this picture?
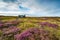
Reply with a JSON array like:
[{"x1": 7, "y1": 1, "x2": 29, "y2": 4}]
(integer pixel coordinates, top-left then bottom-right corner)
[{"x1": 0, "y1": 0, "x2": 60, "y2": 17}]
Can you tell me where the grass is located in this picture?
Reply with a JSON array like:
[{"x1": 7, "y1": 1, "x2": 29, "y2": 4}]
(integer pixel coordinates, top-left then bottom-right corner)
[{"x1": 0, "y1": 16, "x2": 60, "y2": 40}]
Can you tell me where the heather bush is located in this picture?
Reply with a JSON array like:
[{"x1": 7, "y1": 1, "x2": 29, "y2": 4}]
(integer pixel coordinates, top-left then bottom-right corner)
[
  {"x1": 14, "y1": 28, "x2": 59, "y2": 40},
  {"x1": 38, "y1": 22, "x2": 58, "y2": 29},
  {"x1": 4, "y1": 20, "x2": 20, "y2": 27},
  {"x1": 1, "y1": 26, "x2": 21, "y2": 40},
  {"x1": 0, "y1": 24, "x2": 2, "y2": 27},
  {"x1": 2, "y1": 26, "x2": 20, "y2": 35},
  {"x1": 0, "y1": 17, "x2": 60, "y2": 40}
]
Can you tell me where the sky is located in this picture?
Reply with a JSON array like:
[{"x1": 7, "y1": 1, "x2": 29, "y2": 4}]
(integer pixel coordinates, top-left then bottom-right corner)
[{"x1": 0, "y1": 0, "x2": 60, "y2": 17}]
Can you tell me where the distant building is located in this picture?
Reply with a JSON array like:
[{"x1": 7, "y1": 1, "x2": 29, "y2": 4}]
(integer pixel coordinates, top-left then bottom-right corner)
[{"x1": 18, "y1": 15, "x2": 26, "y2": 18}]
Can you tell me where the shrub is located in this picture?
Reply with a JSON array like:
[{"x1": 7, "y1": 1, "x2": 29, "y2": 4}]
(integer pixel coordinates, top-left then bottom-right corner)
[{"x1": 14, "y1": 28, "x2": 58, "y2": 40}]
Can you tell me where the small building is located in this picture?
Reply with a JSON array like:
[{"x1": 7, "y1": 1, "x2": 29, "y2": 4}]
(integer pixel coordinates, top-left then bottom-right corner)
[
  {"x1": 16, "y1": 15, "x2": 26, "y2": 21},
  {"x1": 18, "y1": 15, "x2": 26, "y2": 18}
]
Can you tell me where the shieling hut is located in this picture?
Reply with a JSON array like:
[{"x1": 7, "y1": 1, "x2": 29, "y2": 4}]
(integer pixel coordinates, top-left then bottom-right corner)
[
  {"x1": 18, "y1": 15, "x2": 26, "y2": 18},
  {"x1": 16, "y1": 15, "x2": 26, "y2": 21}
]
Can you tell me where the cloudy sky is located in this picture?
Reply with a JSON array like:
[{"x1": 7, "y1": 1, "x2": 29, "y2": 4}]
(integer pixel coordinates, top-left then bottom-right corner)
[{"x1": 0, "y1": 0, "x2": 60, "y2": 17}]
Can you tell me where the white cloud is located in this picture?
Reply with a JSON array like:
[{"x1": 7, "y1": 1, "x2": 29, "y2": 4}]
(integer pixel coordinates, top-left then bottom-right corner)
[
  {"x1": 0, "y1": 2, "x2": 7, "y2": 8},
  {"x1": 0, "y1": 0, "x2": 60, "y2": 17},
  {"x1": 0, "y1": 2, "x2": 20, "y2": 11}
]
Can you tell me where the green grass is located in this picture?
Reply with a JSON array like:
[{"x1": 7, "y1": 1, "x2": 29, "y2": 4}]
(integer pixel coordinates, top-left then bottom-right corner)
[{"x1": 0, "y1": 16, "x2": 60, "y2": 40}]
